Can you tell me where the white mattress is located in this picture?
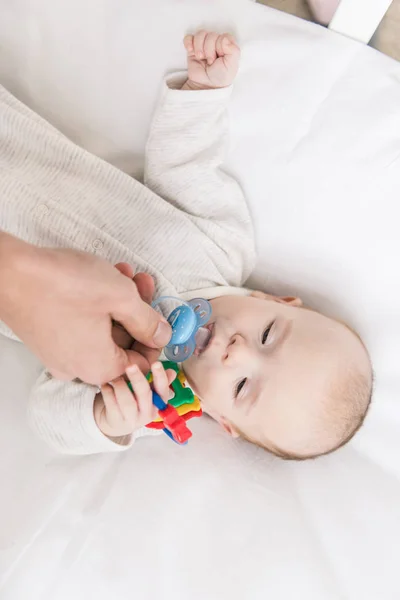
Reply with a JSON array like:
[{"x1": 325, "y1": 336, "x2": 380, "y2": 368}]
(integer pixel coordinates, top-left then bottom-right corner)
[{"x1": 1, "y1": 1, "x2": 400, "y2": 599}]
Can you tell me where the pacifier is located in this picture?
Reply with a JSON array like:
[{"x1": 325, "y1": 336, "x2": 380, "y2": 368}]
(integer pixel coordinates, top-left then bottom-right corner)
[{"x1": 151, "y1": 297, "x2": 212, "y2": 362}]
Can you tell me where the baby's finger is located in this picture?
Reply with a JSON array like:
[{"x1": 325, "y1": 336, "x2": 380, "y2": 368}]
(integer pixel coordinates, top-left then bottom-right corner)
[
  {"x1": 152, "y1": 362, "x2": 174, "y2": 401},
  {"x1": 216, "y1": 34, "x2": 238, "y2": 58},
  {"x1": 222, "y1": 34, "x2": 239, "y2": 54},
  {"x1": 126, "y1": 364, "x2": 154, "y2": 423},
  {"x1": 111, "y1": 376, "x2": 138, "y2": 423},
  {"x1": 183, "y1": 34, "x2": 194, "y2": 55},
  {"x1": 101, "y1": 383, "x2": 123, "y2": 421},
  {"x1": 204, "y1": 32, "x2": 218, "y2": 65},
  {"x1": 216, "y1": 34, "x2": 225, "y2": 58},
  {"x1": 193, "y1": 30, "x2": 207, "y2": 60},
  {"x1": 165, "y1": 368, "x2": 177, "y2": 387}
]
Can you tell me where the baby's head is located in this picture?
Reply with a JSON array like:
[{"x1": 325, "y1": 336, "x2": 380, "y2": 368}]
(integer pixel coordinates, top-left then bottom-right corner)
[{"x1": 183, "y1": 293, "x2": 372, "y2": 459}]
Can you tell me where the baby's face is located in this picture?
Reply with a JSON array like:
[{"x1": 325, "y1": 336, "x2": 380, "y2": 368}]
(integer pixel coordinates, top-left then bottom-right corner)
[{"x1": 183, "y1": 294, "x2": 370, "y2": 456}]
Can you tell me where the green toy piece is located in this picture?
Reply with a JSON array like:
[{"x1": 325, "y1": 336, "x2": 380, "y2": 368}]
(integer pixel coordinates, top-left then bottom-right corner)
[{"x1": 145, "y1": 360, "x2": 195, "y2": 408}]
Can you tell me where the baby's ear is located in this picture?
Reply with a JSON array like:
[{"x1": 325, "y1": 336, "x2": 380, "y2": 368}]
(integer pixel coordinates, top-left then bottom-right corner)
[
  {"x1": 220, "y1": 417, "x2": 240, "y2": 438},
  {"x1": 250, "y1": 290, "x2": 302, "y2": 307},
  {"x1": 205, "y1": 407, "x2": 240, "y2": 438}
]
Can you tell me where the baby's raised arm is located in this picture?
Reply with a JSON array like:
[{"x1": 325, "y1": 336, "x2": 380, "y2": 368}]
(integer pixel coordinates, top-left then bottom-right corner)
[{"x1": 145, "y1": 31, "x2": 256, "y2": 288}]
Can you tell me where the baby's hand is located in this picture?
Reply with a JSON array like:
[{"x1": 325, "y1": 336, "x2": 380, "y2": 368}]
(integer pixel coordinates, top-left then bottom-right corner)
[
  {"x1": 94, "y1": 362, "x2": 176, "y2": 439},
  {"x1": 183, "y1": 31, "x2": 240, "y2": 90}
]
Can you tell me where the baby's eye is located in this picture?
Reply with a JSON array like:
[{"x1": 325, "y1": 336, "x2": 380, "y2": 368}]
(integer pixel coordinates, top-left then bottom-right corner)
[
  {"x1": 235, "y1": 378, "x2": 247, "y2": 397},
  {"x1": 262, "y1": 321, "x2": 275, "y2": 344}
]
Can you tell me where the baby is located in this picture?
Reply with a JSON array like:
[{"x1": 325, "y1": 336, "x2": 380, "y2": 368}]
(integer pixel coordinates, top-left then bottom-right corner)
[{"x1": 1, "y1": 31, "x2": 372, "y2": 460}]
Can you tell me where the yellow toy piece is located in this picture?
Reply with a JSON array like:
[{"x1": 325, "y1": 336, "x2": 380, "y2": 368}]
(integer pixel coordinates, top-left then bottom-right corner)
[{"x1": 177, "y1": 371, "x2": 186, "y2": 385}]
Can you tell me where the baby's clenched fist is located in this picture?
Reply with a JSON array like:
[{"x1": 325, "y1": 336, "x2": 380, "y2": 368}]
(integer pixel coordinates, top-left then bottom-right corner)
[
  {"x1": 94, "y1": 362, "x2": 176, "y2": 440},
  {"x1": 182, "y1": 31, "x2": 240, "y2": 90}
]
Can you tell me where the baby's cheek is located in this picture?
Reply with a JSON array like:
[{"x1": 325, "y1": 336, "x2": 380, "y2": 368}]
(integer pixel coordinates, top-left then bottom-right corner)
[
  {"x1": 183, "y1": 361, "x2": 229, "y2": 415},
  {"x1": 202, "y1": 379, "x2": 232, "y2": 417}
]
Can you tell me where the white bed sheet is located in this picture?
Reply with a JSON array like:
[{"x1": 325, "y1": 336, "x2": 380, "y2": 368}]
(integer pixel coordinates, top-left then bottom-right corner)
[{"x1": 1, "y1": 1, "x2": 400, "y2": 599}]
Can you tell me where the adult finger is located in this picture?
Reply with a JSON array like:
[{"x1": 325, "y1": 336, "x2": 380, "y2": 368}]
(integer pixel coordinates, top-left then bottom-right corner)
[
  {"x1": 125, "y1": 347, "x2": 156, "y2": 374},
  {"x1": 111, "y1": 324, "x2": 133, "y2": 350},
  {"x1": 129, "y1": 341, "x2": 161, "y2": 374},
  {"x1": 80, "y1": 334, "x2": 149, "y2": 384},
  {"x1": 116, "y1": 265, "x2": 156, "y2": 305},
  {"x1": 65, "y1": 332, "x2": 132, "y2": 385},
  {"x1": 112, "y1": 271, "x2": 155, "y2": 351},
  {"x1": 112, "y1": 277, "x2": 171, "y2": 348},
  {"x1": 115, "y1": 262, "x2": 135, "y2": 279},
  {"x1": 133, "y1": 272, "x2": 155, "y2": 305}
]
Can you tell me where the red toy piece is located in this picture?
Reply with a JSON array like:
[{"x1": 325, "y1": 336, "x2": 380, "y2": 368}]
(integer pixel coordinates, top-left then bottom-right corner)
[
  {"x1": 159, "y1": 404, "x2": 192, "y2": 444},
  {"x1": 146, "y1": 408, "x2": 203, "y2": 430}
]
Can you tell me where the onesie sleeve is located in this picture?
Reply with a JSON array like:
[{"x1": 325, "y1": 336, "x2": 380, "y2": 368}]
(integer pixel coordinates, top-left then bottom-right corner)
[
  {"x1": 28, "y1": 370, "x2": 135, "y2": 455},
  {"x1": 144, "y1": 73, "x2": 256, "y2": 288}
]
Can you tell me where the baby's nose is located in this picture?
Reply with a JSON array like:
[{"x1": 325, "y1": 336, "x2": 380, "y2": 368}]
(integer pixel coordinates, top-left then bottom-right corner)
[{"x1": 224, "y1": 334, "x2": 248, "y2": 363}]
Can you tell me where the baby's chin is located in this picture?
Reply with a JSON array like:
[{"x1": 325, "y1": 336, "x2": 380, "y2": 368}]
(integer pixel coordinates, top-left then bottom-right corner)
[{"x1": 181, "y1": 356, "x2": 203, "y2": 398}]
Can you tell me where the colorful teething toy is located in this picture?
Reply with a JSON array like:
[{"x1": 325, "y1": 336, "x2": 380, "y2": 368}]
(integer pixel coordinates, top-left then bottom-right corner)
[
  {"x1": 127, "y1": 361, "x2": 203, "y2": 445},
  {"x1": 127, "y1": 296, "x2": 211, "y2": 444}
]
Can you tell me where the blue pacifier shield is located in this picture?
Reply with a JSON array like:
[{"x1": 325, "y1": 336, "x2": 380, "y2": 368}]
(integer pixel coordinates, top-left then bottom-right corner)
[
  {"x1": 168, "y1": 305, "x2": 197, "y2": 345},
  {"x1": 151, "y1": 296, "x2": 211, "y2": 362},
  {"x1": 164, "y1": 337, "x2": 196, "y2": 362},
  {"x1": 188, "y1": 298, "x2": 212, "y2": 326}
]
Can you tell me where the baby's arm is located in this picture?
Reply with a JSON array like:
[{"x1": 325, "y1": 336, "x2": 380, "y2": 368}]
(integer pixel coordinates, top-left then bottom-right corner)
[
  {"x1": 28, "y1": 364, "x2": 175, "y2": 455},
  {"x1": 145, "y1": 31, "x2": 256, "y2": 288},
  {"x1": 28, "y1": 372, "x2": 126, "y2": 455}
]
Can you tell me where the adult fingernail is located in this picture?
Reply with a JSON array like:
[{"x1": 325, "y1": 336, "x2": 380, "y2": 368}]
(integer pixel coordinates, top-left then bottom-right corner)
[{"x1": 153, "y1": 320, "x2": 171, "y2": 347}]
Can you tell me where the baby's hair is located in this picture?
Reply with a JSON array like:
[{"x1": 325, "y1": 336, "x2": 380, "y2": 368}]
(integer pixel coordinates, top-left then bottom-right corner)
[
  {"x1": 239, "y1": 368, "x2": 374, "y2": 461},
  {"x1": 272, "y1": 368, "x2": 373, "y2": 461}
]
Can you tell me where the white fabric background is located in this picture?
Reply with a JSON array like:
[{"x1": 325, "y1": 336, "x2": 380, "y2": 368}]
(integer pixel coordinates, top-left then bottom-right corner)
[{"x1": 0, "y1": 1, "x2": 400, "y2": 599}]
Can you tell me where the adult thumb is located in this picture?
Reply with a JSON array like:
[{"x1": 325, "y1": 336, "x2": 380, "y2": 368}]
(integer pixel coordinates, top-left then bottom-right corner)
[{"x1": 113, "y1": 280, "x2": 171, "y2": 349}]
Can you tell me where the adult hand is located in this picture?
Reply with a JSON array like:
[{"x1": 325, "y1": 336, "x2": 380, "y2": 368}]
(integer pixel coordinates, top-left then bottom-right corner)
[{"x1": 0, "y1": 232, "x2": 171, "y2": 384}]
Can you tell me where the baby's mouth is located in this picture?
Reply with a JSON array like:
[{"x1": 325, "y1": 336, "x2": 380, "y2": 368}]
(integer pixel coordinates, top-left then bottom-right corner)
[{"x1": 194, "y1": 323, "x2": 214, "y2": 356}]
